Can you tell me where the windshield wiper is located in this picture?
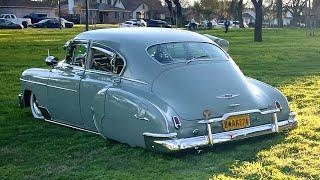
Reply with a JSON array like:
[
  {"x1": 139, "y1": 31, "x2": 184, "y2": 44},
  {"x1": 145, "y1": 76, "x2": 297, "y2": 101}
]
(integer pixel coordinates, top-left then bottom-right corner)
[{"x1": 185, "y1": 55, "x2": 210, "y2": 64}]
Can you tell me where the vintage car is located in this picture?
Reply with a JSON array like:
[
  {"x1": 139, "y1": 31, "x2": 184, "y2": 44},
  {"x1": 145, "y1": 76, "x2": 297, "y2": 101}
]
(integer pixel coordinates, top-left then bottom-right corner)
[{"x1": 19, "y1": 28, "x2": 297, "y2": 152}]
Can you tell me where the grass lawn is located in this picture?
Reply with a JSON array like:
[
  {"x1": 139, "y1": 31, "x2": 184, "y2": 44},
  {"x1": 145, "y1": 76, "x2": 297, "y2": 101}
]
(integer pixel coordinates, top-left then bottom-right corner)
[{"x1": 0, "y1": 26, "x2": 320, "y2": 179}]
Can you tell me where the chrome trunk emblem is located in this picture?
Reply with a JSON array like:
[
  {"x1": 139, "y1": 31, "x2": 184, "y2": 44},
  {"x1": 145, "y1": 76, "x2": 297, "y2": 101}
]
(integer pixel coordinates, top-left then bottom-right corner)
[
  {"x1": 228, "y1": 103, "x2": 240, "y2": 107},
  {"x1": 216, "y1": 94, "x2": 240, "y2": 99}
]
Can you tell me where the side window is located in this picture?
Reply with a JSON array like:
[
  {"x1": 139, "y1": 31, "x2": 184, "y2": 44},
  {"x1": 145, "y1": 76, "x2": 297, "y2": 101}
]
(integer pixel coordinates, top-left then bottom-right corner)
[
  {"x1": 90, "y1": 47, "x2": 124, "y2": 74},
  {"x1": 65, "y1": 43, "x2": 87, "y2": 67}
]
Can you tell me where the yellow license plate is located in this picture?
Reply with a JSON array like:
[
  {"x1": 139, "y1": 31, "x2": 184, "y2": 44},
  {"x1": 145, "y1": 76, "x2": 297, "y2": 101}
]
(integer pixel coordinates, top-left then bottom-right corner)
[{"x1": 223, "y1": 114, "x2": 250, "y2": 131}]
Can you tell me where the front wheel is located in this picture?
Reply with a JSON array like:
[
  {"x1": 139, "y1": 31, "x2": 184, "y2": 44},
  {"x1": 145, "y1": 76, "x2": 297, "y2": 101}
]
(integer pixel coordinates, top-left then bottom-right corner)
[
  {"x1": 22, "y1": 21, "x2": 28, "y2": 28},
  {"x1": 30, "y1": 93, "x2": 43, "y2": 119}
]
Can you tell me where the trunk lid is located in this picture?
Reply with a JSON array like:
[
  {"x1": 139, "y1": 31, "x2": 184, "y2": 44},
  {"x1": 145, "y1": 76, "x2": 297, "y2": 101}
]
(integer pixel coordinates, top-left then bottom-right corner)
[{"x1": 152, "y1": 61, "x2": 273, "y2": 120}]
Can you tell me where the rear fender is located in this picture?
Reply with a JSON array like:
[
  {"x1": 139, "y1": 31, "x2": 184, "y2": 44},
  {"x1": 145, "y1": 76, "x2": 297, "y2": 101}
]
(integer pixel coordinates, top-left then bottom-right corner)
[{"x1": 246, "y1": 77, "x2": 290, "y2": 120}]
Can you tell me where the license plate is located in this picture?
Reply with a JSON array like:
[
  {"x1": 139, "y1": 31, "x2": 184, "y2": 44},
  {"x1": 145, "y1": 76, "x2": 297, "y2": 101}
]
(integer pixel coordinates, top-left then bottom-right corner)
[{"x1": 223, "y1": 114, "x2": 250, "y2": 131}]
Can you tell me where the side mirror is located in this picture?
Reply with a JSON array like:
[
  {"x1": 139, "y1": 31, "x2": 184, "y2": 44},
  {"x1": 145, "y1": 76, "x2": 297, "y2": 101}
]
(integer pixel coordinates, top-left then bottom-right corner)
[{"x1": 45, "y1": 56, "x2": 59, "y2": 67}]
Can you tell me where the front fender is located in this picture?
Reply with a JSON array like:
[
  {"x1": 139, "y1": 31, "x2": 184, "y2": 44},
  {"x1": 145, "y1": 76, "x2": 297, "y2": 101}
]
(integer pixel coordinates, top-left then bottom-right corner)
[{"x1": 20, "y1": 68, "x2": 51, "y2": 108}]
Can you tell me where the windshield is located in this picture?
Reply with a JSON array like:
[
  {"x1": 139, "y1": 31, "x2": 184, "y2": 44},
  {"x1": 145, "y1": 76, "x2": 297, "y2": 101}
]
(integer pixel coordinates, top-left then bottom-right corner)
[
  {"x1": 0, "y1": 15, "x2": 4, "y2": 18},
  {"x1": 147, "y1": 42, "x2": 228, "y2": 64}
]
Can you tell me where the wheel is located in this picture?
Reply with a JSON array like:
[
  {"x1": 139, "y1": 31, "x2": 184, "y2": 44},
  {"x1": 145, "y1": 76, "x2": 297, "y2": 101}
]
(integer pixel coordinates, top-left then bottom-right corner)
[
  {"x1": 22, "y1": 21, "x2": 28, "y2": 28},
  {"x1": 30, "y1": 93, "x2": 43, "y2": 119}
]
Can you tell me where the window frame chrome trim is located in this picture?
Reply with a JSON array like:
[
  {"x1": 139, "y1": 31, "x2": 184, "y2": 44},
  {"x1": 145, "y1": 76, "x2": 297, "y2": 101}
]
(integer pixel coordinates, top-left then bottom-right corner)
[
  {"x1": 145, "y1": 41, "x2": 231, "y2": 66},
  {"x1": 86, "y1": 41, "x2": 127, "y2": 76}
]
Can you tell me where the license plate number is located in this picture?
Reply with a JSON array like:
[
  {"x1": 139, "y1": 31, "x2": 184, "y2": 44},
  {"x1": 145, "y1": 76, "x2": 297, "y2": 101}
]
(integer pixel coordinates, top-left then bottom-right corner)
[{"x1": 223, "y1": 114, "x2": 250, "y2": 131}]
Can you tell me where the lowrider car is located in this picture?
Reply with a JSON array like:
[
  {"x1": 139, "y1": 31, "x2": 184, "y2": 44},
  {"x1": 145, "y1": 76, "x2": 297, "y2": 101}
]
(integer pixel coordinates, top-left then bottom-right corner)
[{"x1": 19, "y1": 28, "x2": 297, "y2": 152}]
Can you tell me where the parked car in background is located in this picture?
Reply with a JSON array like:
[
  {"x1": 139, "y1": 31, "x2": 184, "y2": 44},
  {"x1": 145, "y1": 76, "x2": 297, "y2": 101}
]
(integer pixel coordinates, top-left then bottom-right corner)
[
  {"x1": 129, "y1": 19, "x2": 147, "y2": 27},
  {"x1": 0, "y1": 19, "x2": 24, "y2": 29},
  {"x1": 185, "y1": 21, "x2": 199, "y2": 30},
  {"x1": 30, "y1": 19, "x2": 65, "y2": 28},
  {"x1": 147, "y1": 19, "x2": 172, "y2": 28},
  {"x1": 60, "y1": 18, "x2": 74, "y2": 28},
  {"x1": 62, "y1": 14, "x2": 80, "y2": 24},
  {"x1": 19, "y1": 28, "x2": 297, "y2": 152},
  {"x1": 23, "y1": 13, "x2": 47, "y2": 24},
  {"x1": 120, "y1": 20, "x2": 142, "y2": 28},
  {"x1": 46, "y1": 18, "x2": 74, "y2": 28},
  {"x1": 0, "y1": 14, "x2": 31, "y2": 28}
]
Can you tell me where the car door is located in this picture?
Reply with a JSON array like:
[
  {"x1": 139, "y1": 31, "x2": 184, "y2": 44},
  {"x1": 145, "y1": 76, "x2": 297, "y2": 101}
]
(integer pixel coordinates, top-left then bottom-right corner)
[
  {"x1": 79, "y1": 44, "x2": 124, "y2": 132},
  {"x1": 47, "y1": 41, "x2": 88, "y2": 127}
]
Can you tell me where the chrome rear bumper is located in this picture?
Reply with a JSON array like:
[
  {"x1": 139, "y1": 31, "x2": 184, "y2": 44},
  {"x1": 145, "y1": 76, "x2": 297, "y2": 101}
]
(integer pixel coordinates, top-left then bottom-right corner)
[{"x1": 144, "y1": 112, "x2": 297, "y2": 152}]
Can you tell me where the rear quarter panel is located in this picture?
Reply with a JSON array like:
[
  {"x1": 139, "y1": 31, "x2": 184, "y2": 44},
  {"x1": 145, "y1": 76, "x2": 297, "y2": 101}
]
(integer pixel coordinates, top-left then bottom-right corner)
[
  {"x1": 96, "y1": 82, "x2": 176, "y2": 148},
  {"x1": 247, "y1": 77, "x2": 291, "y2": 121}
]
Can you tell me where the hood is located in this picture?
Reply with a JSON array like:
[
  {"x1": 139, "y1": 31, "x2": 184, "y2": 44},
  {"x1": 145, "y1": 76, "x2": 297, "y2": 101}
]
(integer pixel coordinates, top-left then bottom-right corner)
[{"x1": 152, "y1": 61, "x2": 273, "y2": 120}]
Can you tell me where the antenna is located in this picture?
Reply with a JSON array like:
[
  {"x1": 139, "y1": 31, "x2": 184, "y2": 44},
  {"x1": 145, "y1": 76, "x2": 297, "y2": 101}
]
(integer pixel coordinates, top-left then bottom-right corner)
[{"x1": 47, "y1": 49, "x2": 50, "y2": 56}]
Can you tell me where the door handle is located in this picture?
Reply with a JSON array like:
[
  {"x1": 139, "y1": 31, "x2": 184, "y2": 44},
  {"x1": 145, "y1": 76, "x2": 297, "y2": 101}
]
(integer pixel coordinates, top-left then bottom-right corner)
[
  {"x1": 112, "y1": 77, "x2": 121, "y2": 84},
  {"x1": 75, "y1": 71, "x2": 84, "y2": 77}
]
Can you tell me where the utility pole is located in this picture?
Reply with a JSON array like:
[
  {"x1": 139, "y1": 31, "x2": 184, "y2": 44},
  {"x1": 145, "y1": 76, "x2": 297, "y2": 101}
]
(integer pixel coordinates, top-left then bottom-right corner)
[
  {"x1": 58, "y1": 0, "x2": 61, "y2": 29},
  {"x1": 85, "y1": 0, "x2": 89, "y2": 31}
]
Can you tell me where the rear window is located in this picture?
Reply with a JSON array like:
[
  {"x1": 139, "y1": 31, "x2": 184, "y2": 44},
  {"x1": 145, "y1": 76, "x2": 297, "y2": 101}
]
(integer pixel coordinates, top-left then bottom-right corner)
[{"x1": 147, "y1": 42, "x2": 228, "y2": 64}]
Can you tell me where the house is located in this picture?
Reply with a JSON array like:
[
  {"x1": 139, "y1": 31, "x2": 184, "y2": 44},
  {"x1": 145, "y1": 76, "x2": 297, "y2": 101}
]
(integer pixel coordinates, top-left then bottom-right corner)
[
  {"x1": 65, "y1": 0, "x2": 167, "y2": 24},
  {"x1": 0, "y1": 0, "x2": 56, "y2": 18},
  {"x1": 243, "y1": 9, "x2": 293, "y2": 27}
]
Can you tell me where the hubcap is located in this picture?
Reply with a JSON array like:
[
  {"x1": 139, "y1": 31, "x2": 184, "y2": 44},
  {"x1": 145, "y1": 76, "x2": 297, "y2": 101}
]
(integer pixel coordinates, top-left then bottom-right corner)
[{"x1": 30, "y1": 93, "x2": 43, "y2": 119}]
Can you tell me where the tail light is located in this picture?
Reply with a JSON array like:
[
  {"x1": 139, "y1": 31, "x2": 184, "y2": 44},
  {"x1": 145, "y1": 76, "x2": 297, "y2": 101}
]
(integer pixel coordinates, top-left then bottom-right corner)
[
  {"x1": 275, "y1": 101, "x2": 282, "y2": 110},
  {"x1": 172, "y1": 116, "x2": 181, "y2": 129}
]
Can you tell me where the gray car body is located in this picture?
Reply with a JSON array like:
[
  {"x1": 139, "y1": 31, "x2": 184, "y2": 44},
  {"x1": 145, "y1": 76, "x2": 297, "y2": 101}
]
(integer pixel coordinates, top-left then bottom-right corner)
[{"x1": 20, "y1": 28, "x2": 293, "y2": 151}]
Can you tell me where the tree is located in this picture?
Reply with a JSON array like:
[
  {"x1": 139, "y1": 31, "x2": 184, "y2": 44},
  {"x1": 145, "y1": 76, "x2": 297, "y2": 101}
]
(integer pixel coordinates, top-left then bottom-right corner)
[
  {"x1": 164, "y1": 0, "x2": 174, "y2": 24},
  {"x1": 276, "y1": 0, "x2": 283, "y2": 27},
  {"x1": 263, "y1": 0, "x2": 276, "y2": 27},
  {"x1": 229, "y1": 0, "x2": 244, "y2": 28},
  {"x1": 238, "y1": 0, "x2": 244, "y2": 28},
  {"x1": 198, "y1": 0, "x2": 219, "y2": 19},
  {"x1": 163, "y1": 0, "x2": 182, "y2": 27},
  {"x1": 229, "y1": 0, "x2": 238, "y2": 19},
  {"x1": 173, "y1": 0, "x2": 182, "y2": 26},
  {"x1": 251, "y1": 0, "x2": 263, "y2": 42},
  {"x1": 284, "y1": 0, "x2": 306, "y2": 26}
]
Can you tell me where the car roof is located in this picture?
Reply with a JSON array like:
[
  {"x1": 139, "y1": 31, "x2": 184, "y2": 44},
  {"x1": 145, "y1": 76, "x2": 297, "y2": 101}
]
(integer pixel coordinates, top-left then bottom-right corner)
[
  {"x1": 75, "y1": 28, "x2": 210, "y2": 47},
  {"x1": 74, "y1": 28, "x2": 214, "y2": 83}
]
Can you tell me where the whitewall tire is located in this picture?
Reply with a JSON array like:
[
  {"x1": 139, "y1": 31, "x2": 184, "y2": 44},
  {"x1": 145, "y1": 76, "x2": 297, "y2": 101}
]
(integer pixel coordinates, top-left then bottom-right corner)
[{"x1": 30, "y1": 93, "x2": 44, "y2": 119}]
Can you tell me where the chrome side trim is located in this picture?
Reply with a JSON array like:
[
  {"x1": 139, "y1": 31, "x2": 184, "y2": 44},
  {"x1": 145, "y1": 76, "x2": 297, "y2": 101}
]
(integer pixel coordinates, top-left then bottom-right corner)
[
  {"x1": 153, "y1": 118, "x2": 297, "y2": 151},
  {"x1": 20, "y1": 78, "x2": 77, "y2": 92},
  {"x1": 121, "y1": 77, "x2": 148, "y2": 85},
  {"x1": 20, "y1": 78, "x2": 46, "y2": 86},
  {"x1": 45, "y1": 119, "x2": 100, "y2": 135},
  {"x1": 46, "y1": 84, "x2": 77, "y2": 92},
  {"x1": 143, "y1": 132, "x2": 177, "y2": 138},
  {"x1": 198, "y1": 108, "x2": 280, "y2": 124}
]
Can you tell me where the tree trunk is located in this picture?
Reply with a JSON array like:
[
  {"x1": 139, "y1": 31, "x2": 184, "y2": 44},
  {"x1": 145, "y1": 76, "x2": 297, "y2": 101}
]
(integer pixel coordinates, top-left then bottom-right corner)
[
  {"x1": 276, "y1": 0, "x2": 283, "y2": 27},
  {"x1": 238, "y1": 0, "x2": 244, "y2": 28},
  {"x1": 173, "y1": 0, "x2": 182, "y2": 27},
  {"x1": 252, "y1": 0, "x2": 263, "y2": 42},
  {"x1": 165, "y1": 0, "x2": 174, "y2": 25}
]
